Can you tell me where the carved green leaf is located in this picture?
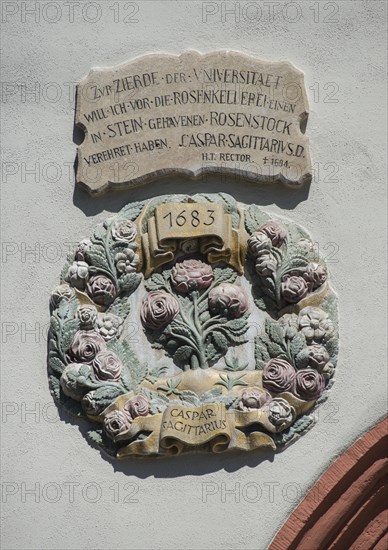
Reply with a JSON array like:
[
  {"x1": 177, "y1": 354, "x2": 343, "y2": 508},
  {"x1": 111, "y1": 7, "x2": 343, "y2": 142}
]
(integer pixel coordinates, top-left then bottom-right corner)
[
  {"x1": 200, "y1": 387, "x2": 223, "y2": 403},
  {"x1": 266, "y1": 320, "x2": 285, "y2": 346},
  {"x1": 92, "y1": 223, "x2": 107, "y2": 242},
  {"x1": 213, "y1": 267, "x2": 238, "y2": 285},
  {"x1": 295, "y1": 348, "x2": 310, "y2": 369},
  {"x1": 88, "y1": 385, "x2": 126, "y2": 414},
  {"x1": 255, "y1": 338, "x2": 271, "y2": 370},
  {"x1": 267, "y1": 341, "x2": 286, "y2": 358},
  {"x1": 290, "y1": 333, "x2": 307, "y2": 360},
  {"x1": 224, "y1": 315, "x2": 249, "y2": 336},
  {"x1": 180, "y1": 390, "x2": 201, "y2": 407},
  {"x1": 49, "y1": 356, "x2": 66, "y2": 376},
  {"x1": 49, "y1": 375, "x2": 61, "y2": 400},
  {"x1": 60, "y1": 319, "x2": 79, "y2": 353},
  {"x1": 173, "y1": 345, "x2": 193, "y2": 364},
  {"x1": 145, "y1": 273, "x2": 167, "y2": 291},
  {"x1": 119, "y1": 200, "x2": 145, "y2": 221},
  {"x1": 106, "y1": 296, "x2": 131, "y2": 319},
  {"x1": 212, "y1": 331, "x2": 229, "y2": 353},
  {"x1": 118, "y1": 273, "x2": 142, "y2": 294},
  {"x1": 244, "y1": 204, "x2": 269, "y2": 234},
  {"x1": 87, "y1": 245, "x2": 111, "y2": 272},
  {"x1": 60, "y1": 254, "x2": 74, "y2": 283},
  {"x1": 146, "y1": 365, "x2": 168, "y2": 384},
  {"x1": 87, "y1": 429, "x2": 103, "y2": 445},
  {"x1": 224, "y1": 356, "x2": 248, "y2": 371}
]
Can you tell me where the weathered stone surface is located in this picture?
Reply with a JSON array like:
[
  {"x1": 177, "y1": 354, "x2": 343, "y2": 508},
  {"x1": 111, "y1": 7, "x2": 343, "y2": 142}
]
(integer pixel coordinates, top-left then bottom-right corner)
[{"x1": 75, "y1": 51, "x2": 311, "y2": 194}]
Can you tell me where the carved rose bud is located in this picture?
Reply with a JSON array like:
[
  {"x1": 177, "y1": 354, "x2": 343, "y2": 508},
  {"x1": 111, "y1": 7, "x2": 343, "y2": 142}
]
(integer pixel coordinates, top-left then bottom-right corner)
[
  {"x1": 279, "y1": 314, "x2": 299, "y2": 340},
  {"x1": 82, "y1": 391, "x2": 98, "y2": 416},
  {"x1": 322, "y1": 362, "x2": 335, "y2": 380},
  {"x1": 209, "y1": 283, "x2": 248, "y2": 319},
  {"x1": 75, "y1": 238, "x2": 92, "y2": 261},
  {"x1": 304, "y1": 262, "x2": 327, "y2": 290},
  {"x1": 92, "y1": 350, "x2": 122, "y2": 382},
  {"x1": 255, "y1": 253, "x2": 277, "y2": 277},
  {"x1": 50, "y1": 283, "x2": 76, "y2": 310},
  {"x1": 248, "y1": 232, "x2": 272, "y2": 257},
  {"x1": 297, "y1": 239, "x2": 317, "y2": 255},
  {"x1": 96, "y1": 313, "x2": 123, "y2": 341},
  {"x1": 67, "y1": 330, "x2": 106, "y2": 364},
  {"x1": 86, "y1": 275, "x2": 116, "y2": 306},
  {"x1": 267, "y1": 398, "x2": 296, "y2": 430},
  {"x1": 237, "y1": 387, "x2": 271, "y2": 411},
  {"x1": 281, "y1": 275, "x2": 309, "y2": 303},
  {"x1": 179, "y1": 238, "x2": 200, "y2": 254},
  {"x1": 104, "y1": 410, "x2": 132, "y2": 440},
  {"x1": 171, "y1": 259, "x2": 214, "y2": 293},
  {"x1": 76, "y1": 304, "x2": 97, "y2": 330},
  {"x1": 124, "y1": 395, "x2": 150, "y2": 418},
  {"x1": 307, "y1": 345, "x2": 330, "y2": 372},
  {"x1": 65, "y1": 261, "x2": 89, "y2": 290},
  {"x1": 60, "y1": 363, "x2": 93, "y2": 401},
  {"x1": 112, "y1": 219, "x2": 137, "y2": 243},
  {"x1": 140, "y1": 291, "x2": 179, "y2": 331},
  {"x1": 115, "y1": 248, "x2": 139, "y2": 274},
  {"x1": 294, "y1": 369, "x2": 325, "y2": 400},
  {"x1": 262, "y1": 358, "x2": 296, "y2": 393},
  {"x1": 299, "y1": 307, "x2": 334, "y2": 343},
  {"x1": 257, "y1": 221, "x2": 287, "y2": 247}
]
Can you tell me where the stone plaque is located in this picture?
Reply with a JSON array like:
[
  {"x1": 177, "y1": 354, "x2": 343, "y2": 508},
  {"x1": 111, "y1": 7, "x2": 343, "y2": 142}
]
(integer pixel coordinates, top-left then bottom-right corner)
[
  {"x1": 48, "y1": 193, "x2": 338, "y2": 459},
  {"x1": 75, "y1": 51, "x2": 311, "y2": 194}
]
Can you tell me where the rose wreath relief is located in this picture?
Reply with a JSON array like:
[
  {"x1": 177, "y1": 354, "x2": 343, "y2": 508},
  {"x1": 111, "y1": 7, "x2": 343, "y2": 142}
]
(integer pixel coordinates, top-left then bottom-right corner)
[{"x1": 48, "y1": 194, "x2": 338, "y2": 458}]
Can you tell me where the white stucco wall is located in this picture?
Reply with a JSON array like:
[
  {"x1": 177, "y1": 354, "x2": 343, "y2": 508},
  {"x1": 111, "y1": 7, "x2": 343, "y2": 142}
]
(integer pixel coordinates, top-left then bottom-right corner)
[{"x1": 1, "y1": 1, "x2": 387, "y2": 549}]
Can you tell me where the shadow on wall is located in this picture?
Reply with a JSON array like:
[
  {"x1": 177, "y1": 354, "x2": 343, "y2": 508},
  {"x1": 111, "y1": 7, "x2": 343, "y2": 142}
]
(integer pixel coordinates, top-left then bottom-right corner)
[
  {"x1": 72, "y1": 172, "x2": 311, "y2": 217},
  {"x1": 68, "y1": 411, "x2": 276, "y2": 478}
]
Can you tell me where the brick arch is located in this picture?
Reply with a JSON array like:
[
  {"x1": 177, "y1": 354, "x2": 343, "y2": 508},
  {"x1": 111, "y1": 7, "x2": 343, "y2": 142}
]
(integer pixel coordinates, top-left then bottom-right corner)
[{"x1": 270, "y1": 418, "x2": 388, "y2": 550}]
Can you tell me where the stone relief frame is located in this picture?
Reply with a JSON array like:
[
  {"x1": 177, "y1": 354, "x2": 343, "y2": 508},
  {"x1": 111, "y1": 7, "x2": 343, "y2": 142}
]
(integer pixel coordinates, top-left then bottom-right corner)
[{"x1": 48, "y1": 193, "x2": 338, "y2": 459}]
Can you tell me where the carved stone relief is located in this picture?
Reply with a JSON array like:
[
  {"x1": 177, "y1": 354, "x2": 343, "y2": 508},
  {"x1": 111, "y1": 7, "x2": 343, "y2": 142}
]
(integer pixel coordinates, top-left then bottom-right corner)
[{"x1": 48, "y1": 194, "x2": 338, "y2": 459}]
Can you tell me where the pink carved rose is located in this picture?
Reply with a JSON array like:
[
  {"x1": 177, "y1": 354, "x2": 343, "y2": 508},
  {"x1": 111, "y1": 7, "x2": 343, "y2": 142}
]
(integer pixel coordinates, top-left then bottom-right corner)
[
  {"x1": 304, "y1": 262, "x2": 327, "y2": 290},
  {"x1": 281, "y1": 275, "x2": 309, "y2": 303},
  {"x1": 237, "y1": 387, "x2": 271, "y2": 411},
  {"x1": 171, "y1": 259, "x2": 214, "y2": 293},
  {"x1": 262, "y1": 358, "x2": 296, "y2": 393},
  {"x1": 86, "y1": 275, "x2": 116, "y2": 306},
  {"x1": 294, "y1": 369, "x2": 325, "y2": 400},
  {"x1": 140, "y1": 291, "x2": 179, "y2": 330},
  {"x1": 255, "y1": 253, "x2": 277, "y2": 277},
  {"x1": 112, "y1": 220, "x2": 137, "y2": 243},
  {"x1": 50, "y1": 284, "x2": 76, "y2": 310},
  {"x1": 92, "y1": 350, "x2": 122, "y2": 382},
  {"x1": 257, "y1": 221, "x2": 287, "y2": 247},
  {"x1": 67, "y1": 330, "x2": 106, "y2": 364},
  {"x1": 209, "y1": 283, "x2": 248, "y2": 318},
  {"x1": 124, "y1": 395, "x2": 150, "y2": 418},
  {"x1": 65, "y1": 261, "x2": 89, "y2": 290},
  {"x1": 267, "y1": 398, "x2": 296, "y2": 430},
  {"x1": 248, "y1": 232, "x2": 272, "y2": 257},
  {"x1": 75, "y1": 239, "x2": 92, "y2": 262},
  {"x1": 307, "y1": 345, "x2": 330, "y2": 372},
  {"x1": 104, "y1": 410, "x2": 132, "y2": 440}
]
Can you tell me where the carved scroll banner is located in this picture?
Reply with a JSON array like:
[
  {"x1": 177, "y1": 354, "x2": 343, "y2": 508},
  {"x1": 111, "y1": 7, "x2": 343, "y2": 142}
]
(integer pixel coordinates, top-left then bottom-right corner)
[
  {"x1": 115, "y1": 404, "x2": 277, "y2": 458},
  {"x1": 141, "y1": 202, "x2": 245, "y2": 276},
  {"x1": 75, "y1": 51, "x2": 312, "y2": 194}
]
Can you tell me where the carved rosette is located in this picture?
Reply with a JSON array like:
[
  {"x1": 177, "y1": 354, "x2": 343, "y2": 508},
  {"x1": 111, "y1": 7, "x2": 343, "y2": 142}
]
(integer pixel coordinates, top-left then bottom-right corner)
[{"x1": 48, "y1": 194, "x2": 338, "y2": 459}]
